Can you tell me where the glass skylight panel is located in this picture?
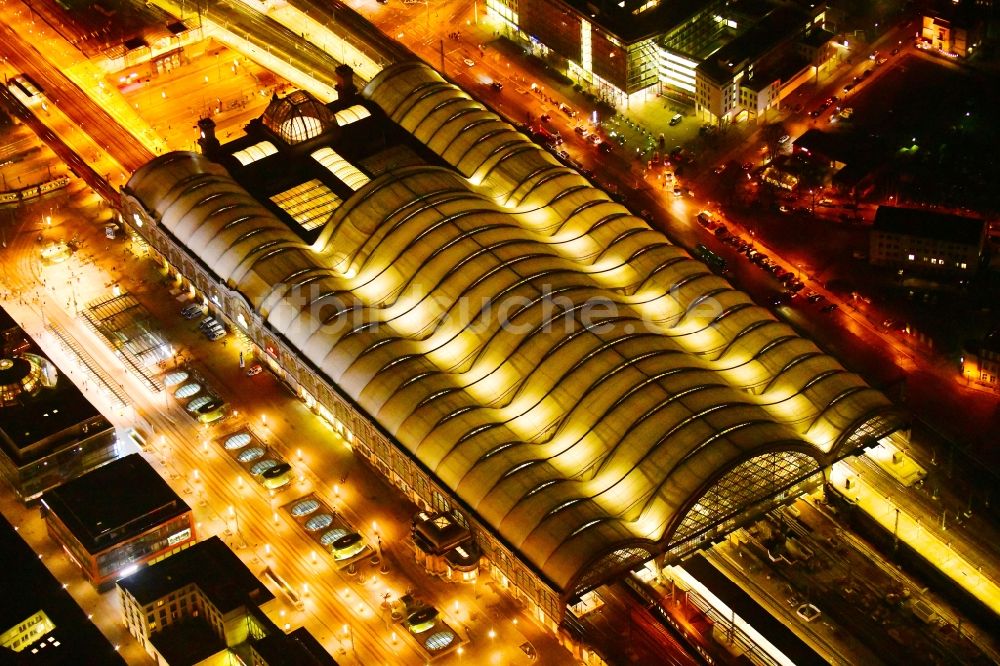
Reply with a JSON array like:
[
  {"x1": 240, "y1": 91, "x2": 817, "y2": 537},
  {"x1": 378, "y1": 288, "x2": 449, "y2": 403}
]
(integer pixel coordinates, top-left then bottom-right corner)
[
  {"x1": 311, "y1": 147, "x2": 370, "y2": 190},
  {"x1": 334, "y1": 104, "x2": 371, "y2": 125},
  {"x1": 270, "y1": 179, "x2": 340, "y2": 231},
  {"x1": 231, "y1": 141, "x2": 278, "y2": 166}
]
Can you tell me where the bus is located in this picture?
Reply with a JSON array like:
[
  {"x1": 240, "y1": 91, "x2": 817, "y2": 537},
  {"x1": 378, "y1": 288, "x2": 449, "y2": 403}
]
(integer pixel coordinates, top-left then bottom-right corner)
[{"x1": 694, "y1": 243, "x2": 726, "y2": 272}]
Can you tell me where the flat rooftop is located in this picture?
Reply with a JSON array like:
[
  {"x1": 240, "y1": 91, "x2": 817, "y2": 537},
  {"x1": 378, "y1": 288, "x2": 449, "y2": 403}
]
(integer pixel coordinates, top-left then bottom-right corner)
[
  {"x1": 149, "y1": 618, "x2": 225, "y2": 665},
  {"x1": 252, "y1": 627, "x2": 339, "y2": 665},
  {"x1": 41, "y1": 454, "x2": 189, "y2": 554},
  {"x1": 0, "y1": 307, "x2": 107, "y2": 459},
  {"x1": 0, "y1": 515, "x2": 126, "y2": 664},
  {"x1": 118, "y1": 536, "x2": 273, "y2": 611},
  {"x1": 699, "y1": 5, "x2": 809, "y2": 83},
  {"x1": 0, "y1": 304, "x2": 16, "y2": 332},
  {"x1": 873, "y1": 206, "x2": 986, "y2": 246},
  {"x1": 559, "y1": 0, "x2": 708, "y2": 44}
]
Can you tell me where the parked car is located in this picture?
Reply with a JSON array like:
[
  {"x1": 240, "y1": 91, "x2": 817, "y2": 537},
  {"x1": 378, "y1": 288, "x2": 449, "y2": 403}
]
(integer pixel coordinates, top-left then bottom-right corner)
[
  {"x1": 821, "y1": 303, "x2": 838, "y2": 313},
  {"x1": 714, "y1": 225, "x2": 730, "y2": 239},
  {"x1": 489, "y1": 81, "x2": 503, "y2": 92},
  {"x1": 246, "y1": 363, "x2": 263, "y2": 376},
  {"x1": 181, "y1": 304, "x2": 203, "y2": 319}
]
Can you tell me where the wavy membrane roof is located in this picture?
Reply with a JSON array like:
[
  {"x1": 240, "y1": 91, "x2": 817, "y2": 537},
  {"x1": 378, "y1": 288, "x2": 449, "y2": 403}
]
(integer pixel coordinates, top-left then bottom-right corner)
[{"x1": 127, "y1": 62, "x2": 905, "y2": 597}]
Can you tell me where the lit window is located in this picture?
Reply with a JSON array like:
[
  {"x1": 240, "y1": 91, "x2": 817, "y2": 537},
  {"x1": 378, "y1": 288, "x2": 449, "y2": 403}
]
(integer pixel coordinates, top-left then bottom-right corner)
[
  {"x1": 961, "y1": 262, "x2": 967, "y2": 269},
  {"x1": 907, "y1": 254, "x2": 914, "y2": 260}
]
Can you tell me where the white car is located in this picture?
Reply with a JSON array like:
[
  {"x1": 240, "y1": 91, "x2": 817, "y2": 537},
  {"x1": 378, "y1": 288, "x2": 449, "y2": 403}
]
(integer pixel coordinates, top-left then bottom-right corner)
[{"x1": 463, "y1": 58, "x2": 475, "y2": 67}]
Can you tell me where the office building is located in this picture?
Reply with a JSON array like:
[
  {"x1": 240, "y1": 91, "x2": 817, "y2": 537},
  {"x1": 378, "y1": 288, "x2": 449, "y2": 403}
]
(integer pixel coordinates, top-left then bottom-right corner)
[
  {"x1": 40, "y1": 453, "x2": 195, "y2": 589},
  {"x1": 869, "y1": 206, "x2": 986, "y2": 275},
  {"x1": 0, "y1": 514, "x2": 126, "y2": 664},
  {"x1": 0, "y1": 305, "x2": 119, "y2": 502},
  {"x1": 487, "y1": 0, "x2": 833, "y2": 118},
  {"x1": 120, "y1": 61, "x2": 905, "y2": 652},
  {"x1": 118, "y1": 536, "x2": 335, "y2": 665}
]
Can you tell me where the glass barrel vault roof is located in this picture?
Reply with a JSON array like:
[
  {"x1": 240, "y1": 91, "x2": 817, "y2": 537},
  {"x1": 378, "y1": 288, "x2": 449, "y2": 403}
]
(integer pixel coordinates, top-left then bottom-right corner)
[{"x1": 125, "y1": 62, "x2": 906, "y2": 598}]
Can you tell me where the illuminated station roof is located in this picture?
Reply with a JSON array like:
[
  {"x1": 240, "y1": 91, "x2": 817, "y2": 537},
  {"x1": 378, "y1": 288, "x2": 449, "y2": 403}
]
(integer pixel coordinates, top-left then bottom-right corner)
[{"x1": 126, "y1": 62, "x2": 906, "y2": 597}]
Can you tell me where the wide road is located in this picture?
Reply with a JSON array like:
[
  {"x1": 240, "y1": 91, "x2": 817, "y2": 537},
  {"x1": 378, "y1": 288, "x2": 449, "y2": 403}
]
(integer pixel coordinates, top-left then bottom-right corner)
[{"x1": 0, "y1": 20, "x2": 153, "y2": 173}]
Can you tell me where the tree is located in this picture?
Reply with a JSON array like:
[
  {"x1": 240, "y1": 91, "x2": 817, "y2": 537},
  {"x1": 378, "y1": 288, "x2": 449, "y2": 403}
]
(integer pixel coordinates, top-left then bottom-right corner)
[{"x1": 760, "y1": 123, "x2": 787, "y2": 164}]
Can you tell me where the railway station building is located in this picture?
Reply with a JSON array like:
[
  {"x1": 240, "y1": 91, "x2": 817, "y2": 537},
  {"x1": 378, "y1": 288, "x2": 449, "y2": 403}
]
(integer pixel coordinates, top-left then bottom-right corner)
[{"x1": 120, "y1": 61, "x2": 906, "y2": 653}]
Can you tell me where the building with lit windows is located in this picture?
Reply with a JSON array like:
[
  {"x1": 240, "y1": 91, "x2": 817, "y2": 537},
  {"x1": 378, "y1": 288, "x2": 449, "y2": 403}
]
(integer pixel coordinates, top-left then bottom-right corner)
[
  {"x1": 120, "y1": 61, "x2": 906, "y2": 656},
  {"x1": 0, "y1": 305, "x2": 119, "y2": 502},
  {"x1": 869, "y1": 206, "x2": 986, "y2": 275},
  {"x1": 961, "y1": 331, "x2": 1000, "y2": 392},
  {"x1": 694, "y1": 4, "x2": 831, "y2": 125},
  {"x1": 118, "y1": 536, "x2": 336, "y2": 665},
  {"x1": 0, "y1": 514, "x2": 126, "y2": 664},
  {"x1": 486, "y1": 0, "x2": 833, "y2": 114},
  {"x1": 40, "y1": 454, "x2": 195, "y2": 589},
  {"x1": 921, "y1": 0, "x2": 985, "y2": 58}
]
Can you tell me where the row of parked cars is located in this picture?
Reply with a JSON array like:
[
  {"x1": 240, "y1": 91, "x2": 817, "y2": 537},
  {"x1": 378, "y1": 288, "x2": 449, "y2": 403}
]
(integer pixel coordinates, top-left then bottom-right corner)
[
  {"x1": 697, "y1": 212, "x2": 805, "y2": 293},
  {"x1": 181, "y1": 303, "x2": 227, "y2": 341}
]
